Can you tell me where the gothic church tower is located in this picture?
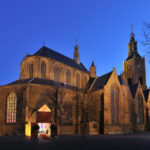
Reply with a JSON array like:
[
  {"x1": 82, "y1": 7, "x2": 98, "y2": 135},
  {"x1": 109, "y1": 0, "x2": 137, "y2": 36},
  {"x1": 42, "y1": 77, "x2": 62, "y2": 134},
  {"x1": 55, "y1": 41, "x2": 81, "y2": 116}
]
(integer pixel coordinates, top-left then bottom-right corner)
[{"x1": 123, "y1": 26, "x2": 146, "y2": 90}]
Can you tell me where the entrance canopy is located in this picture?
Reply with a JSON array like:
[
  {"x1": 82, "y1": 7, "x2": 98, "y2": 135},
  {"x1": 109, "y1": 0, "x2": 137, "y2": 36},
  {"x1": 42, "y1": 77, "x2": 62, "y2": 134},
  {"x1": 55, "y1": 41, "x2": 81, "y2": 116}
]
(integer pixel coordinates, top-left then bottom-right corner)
[
  {"x1": 38, "y1": 104, "x2": 51, "y2": 123},
  {"x1": 38, "y1": 104, "x2": 51, "y2": 112}
]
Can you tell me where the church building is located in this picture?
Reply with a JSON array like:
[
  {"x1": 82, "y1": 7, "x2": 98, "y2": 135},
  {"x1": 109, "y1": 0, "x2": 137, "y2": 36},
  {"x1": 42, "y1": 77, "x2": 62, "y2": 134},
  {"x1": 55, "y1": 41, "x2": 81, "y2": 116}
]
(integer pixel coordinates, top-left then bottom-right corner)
[{"x1": 0, "y1": 29, "x2": 149, "y2": 137}]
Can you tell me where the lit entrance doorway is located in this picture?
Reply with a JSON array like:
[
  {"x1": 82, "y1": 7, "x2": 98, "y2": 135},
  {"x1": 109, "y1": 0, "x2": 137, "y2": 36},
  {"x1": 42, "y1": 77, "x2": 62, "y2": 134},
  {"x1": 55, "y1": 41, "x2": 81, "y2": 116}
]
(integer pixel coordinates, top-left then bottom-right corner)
[
  {"x1": 37, "y1": 104, "x2": 51, "y2": 139},
  {"x1": 38, "y1": 123, "x2": 51, "y2": 136}
]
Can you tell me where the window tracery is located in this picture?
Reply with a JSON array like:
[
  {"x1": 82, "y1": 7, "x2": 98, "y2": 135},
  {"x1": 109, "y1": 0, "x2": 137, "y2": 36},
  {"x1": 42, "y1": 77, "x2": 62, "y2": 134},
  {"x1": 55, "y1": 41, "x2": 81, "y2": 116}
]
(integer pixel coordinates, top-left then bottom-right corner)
[
  {"x1": 41, "y1": 61, "x2": 46, "y2": 77},
  {"x1": 7, "y1": 93, "x2": 17, "y2": 123},
  {"x1": 76, "y1": 73, "x2": 80, "y2": 87},
  {"x1": 137, "y1": 94, "x2": 144, "y2": 123},
  {"x1": 111, "y1": 86, "x2": 119, "y2": 123},
  {"x1": 66, "y1": 70, "x2": 71, "y2": 85},
  {"x1": 54, "y1": 66, "x2": 60, "y2": 81}
]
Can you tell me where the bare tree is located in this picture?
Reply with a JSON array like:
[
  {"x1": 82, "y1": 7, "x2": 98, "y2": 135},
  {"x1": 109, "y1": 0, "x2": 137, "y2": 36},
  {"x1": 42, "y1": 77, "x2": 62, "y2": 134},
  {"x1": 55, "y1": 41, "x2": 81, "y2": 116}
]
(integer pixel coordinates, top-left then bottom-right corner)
[
  {"x1": 46, "y1": 87, "x2": 66, "y2": 124},
  {"x1": 74, "y1": 91, "x2": 99, "y2": 137},
  {"x1": 142, "y1": 22, "x2": 150, "y2": 47},
  {"x1": 141, "y1": 22, "x2": 150, "y2": 60}
]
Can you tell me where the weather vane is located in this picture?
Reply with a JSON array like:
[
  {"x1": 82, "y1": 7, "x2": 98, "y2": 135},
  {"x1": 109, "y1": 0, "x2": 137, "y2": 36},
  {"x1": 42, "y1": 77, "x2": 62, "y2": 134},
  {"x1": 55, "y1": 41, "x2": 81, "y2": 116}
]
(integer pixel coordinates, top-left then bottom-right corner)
[
  {"x1": 75, "y1": 39, "x2": 78, "y2": 45},
  {"x1": 131, "y1": 24, "x2": 133, "y2": 33}
]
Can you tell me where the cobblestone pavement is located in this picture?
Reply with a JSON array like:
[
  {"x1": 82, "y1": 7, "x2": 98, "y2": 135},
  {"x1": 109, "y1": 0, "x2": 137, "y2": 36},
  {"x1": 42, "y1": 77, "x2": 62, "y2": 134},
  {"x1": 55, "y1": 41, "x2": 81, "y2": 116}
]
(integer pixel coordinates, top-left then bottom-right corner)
[{"x1": 1, "y1": 132, "x2": 150, "y2": 150}]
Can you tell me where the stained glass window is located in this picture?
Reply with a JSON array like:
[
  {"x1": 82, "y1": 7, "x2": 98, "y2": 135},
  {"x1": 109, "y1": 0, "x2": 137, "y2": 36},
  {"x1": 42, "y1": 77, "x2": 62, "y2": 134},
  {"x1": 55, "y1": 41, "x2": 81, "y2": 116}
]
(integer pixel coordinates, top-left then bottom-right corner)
[{"x1": 7, "y1": 93, "x2": 17, "y2": 123}]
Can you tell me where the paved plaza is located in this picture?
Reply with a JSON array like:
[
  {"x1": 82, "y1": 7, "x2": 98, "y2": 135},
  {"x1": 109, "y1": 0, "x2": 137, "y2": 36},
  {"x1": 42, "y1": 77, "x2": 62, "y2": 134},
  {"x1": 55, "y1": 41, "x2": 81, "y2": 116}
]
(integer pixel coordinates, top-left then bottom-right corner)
[{"x1": 1, "y1": 133, "x2": 150, "y2": 150}]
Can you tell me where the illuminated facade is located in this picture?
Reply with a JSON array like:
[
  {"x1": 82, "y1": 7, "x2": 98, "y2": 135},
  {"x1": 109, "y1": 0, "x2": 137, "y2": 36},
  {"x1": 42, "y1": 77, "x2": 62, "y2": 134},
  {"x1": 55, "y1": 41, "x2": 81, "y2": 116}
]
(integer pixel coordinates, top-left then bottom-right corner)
[{"x1": 0, "y1": 30, "x2": 149, "y2": 137}]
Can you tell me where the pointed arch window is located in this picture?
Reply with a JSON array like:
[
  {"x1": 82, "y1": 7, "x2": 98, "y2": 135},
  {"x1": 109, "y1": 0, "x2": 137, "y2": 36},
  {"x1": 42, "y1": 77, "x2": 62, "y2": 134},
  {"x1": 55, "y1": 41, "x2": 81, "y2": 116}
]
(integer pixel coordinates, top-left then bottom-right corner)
[
  {"x1": 29, "y1": 63, "x2": 34, "y2": 78},
  {"x1": 140, "y1": 95, "x2": 144, "y2": 123},
  {"x1": 76, "y1": 73, "x2": 80, "y2": 87},
  {"x1": 137, "y1": 95, "x2": 140, "y2": 123},
  {"x1": 66, "y1": 70, "x2": 71, "y2": 85},
  {"x1": 7, "y1": 93, "x2": 17, "y2": 123},
  {"x1": 111, "y1": 88, "x2": 115, "y2": 123},
  {"x1": 116, "y1": 88, "x2": 119, "y2": 122},
  {"x1": 111, "y1": 86, "x2": 119, "y2": 123},
  {"x1": 137, "y1": 94, "x2": 144, "y2": 123},
  {"x1": 41, "y1": 61, "x2": 46, "y2": 78},
  {"x1": 54, "y1": 66, "x2": 60, "y2": 81}
]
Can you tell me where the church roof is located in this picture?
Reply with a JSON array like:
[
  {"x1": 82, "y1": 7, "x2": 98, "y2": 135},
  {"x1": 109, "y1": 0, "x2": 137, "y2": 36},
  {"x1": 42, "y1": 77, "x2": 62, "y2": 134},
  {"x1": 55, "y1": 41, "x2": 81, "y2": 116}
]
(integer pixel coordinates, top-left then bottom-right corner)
[
  {"x1": 126, "y1": 52, "x2": 142, "y2": 61},
  {"x1": 31, "y1": 46, "x2": 88, "y2": 73},
  {"x1": 118, "y1": 75, "x2": 126, "y2": 85},
  {"x1": 85, "y1": 77, "x2": 96, "y2": 92},
  {"x1": 7, "y1": 78, "x2": 84, "y2": 91},
  {"x1": 129, "y1": 83, "x2": 138, "y2": 98},
  {"x1": 143, "y1": 89, "x2": 150, "y2": 102},
  {"x1": 91, "y1": 71, "x2": 113, "y2": 92}
]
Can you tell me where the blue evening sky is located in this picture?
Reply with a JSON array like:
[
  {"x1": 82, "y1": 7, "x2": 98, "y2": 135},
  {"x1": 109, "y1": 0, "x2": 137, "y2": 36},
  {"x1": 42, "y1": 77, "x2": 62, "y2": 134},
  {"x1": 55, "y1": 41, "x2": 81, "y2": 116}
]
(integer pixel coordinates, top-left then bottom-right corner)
[{"x1": 0, "y1": 0, "x2": 150, "y2": 87}]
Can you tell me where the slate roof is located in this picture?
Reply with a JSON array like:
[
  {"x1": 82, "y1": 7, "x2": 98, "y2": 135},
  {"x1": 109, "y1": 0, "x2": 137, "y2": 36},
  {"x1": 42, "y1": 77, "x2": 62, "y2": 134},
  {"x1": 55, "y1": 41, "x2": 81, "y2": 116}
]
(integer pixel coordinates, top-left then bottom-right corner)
[
  {"x1": 7, "y1": 78, "x2": 84, "y2": 91},
  {"x1": 126, "y1": 52, "x2": 142, "y2": 61},
  {"x1": 91, "y1": 71, "x2": 113, "y2": 92},
  {"x1": 31, "y1": 46, "x2": 88, "y2": 73},
  {"x1": 85, "y1": 77, "x2": 96, "y2": 92},
  {"x1": 129, "y1": 83, "x2": 138, "y2": 98},
  {"x1": 143, "y1": 89, "x2": 150, "y2": 102},
  {"x1": 118, "y1": 75, "x2": 126, "y2": 85}
]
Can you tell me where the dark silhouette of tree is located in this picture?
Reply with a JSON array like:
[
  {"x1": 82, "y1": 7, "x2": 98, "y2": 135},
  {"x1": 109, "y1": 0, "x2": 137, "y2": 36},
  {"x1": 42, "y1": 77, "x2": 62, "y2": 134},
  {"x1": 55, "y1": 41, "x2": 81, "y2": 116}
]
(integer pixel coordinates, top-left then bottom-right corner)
[
  {"x1": 46, "y1": 87, "x2": 66, "y2": 124},
  {"x1": 142, "y1": 22, "x2": 150, "y2": 47},
  {"x1": 142, "y1": 22, "x2": 150, "y2": 60},
  {"x1": 74, "y1": 91, "x2": 99, "y2": 137}
]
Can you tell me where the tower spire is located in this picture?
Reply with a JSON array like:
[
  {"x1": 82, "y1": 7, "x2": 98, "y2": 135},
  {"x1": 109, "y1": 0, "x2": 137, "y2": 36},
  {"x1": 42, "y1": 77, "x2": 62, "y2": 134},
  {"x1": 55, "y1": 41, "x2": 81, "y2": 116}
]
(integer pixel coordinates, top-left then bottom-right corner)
[
  {"x1": 130, "y1": 24, "x2": 135, "y2": 41},
  {"x1": 126, "y1": 25, "x2": 141, "y2": 60},
  {"x1": 74, "y1": 39, "x2": 80, "y2": 64},
  {"x1": 131, "y1": 24, "x2": 133, "y2": 33}
]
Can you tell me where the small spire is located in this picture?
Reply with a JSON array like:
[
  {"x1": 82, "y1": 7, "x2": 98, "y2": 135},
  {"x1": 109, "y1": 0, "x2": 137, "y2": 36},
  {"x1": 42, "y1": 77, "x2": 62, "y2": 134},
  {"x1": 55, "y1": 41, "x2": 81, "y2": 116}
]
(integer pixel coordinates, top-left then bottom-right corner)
[
  {"x1": 74, "y1": 39, "x2": 79, "y2": 50},
  {"x1": 130, "y1": 24, "x2": 135, "y2": 41},
  {"x1": 90, "y1": 61, "x2": 96, "y2": 78},
  {"x1": 74, "y1": 39, "x2": 80, "y2": 64},
  {"x1": 91, "y1": 61, "x2": 95, "y2": 66}
]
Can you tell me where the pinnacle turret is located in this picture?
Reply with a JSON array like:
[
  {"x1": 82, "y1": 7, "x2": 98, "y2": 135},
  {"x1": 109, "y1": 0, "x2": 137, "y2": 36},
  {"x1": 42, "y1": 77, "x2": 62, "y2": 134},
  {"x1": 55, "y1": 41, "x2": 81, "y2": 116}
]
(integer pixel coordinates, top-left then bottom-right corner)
[{"x1": 74, "y1": 40, "x2": 80, "y2": 64}]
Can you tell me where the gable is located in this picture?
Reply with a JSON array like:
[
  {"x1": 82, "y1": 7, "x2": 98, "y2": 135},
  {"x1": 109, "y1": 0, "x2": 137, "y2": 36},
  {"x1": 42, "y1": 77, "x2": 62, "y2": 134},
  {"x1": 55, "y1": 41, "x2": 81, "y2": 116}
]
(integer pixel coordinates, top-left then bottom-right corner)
[
  {"x1": 133, "y1": 83, "x2": 146, "y2": 105},
  {"x1": 38, "y1": 104, "x2": 51, "y2": 112},
  {"x1": 90, "y1": 71, "x2": 113, "y2": 92},
  {"x1": 105, "y1": 69, "x2": 123, "y2": 90}
]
